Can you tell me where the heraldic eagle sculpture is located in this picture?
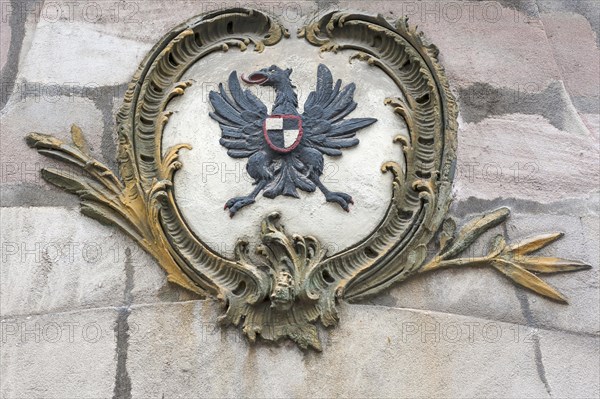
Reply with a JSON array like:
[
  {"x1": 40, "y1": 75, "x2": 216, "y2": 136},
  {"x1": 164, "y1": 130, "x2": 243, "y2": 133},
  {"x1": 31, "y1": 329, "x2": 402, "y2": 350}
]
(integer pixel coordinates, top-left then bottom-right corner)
[{"x1": 208, "y1": 64, "x2": 377, "y2": 217}]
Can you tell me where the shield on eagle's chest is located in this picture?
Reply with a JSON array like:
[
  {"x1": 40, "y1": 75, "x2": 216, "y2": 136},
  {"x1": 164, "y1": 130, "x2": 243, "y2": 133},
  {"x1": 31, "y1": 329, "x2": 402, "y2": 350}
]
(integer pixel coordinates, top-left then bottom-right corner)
[{"x1": 263, "y1": 115, "x2": 303, "y2": 153}]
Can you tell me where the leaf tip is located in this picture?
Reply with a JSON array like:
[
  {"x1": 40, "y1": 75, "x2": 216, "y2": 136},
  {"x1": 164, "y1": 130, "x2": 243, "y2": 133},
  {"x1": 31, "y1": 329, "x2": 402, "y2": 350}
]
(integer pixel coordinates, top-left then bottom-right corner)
[
  {"x1": 25, "y1": 132, "x2": 44, "y2": 147},
  {"x1": 554, "y1": 293, "x2": 569, "y2": 305},
  {"x1": 580, "y1": 263, "x2": 593, "y2": 271},
  {"x1": 496, "y1": 206, "x2": 511, "y2": 219},
  {"x1": 70, "y1": 124, "x2": 89, "y2": 153}
]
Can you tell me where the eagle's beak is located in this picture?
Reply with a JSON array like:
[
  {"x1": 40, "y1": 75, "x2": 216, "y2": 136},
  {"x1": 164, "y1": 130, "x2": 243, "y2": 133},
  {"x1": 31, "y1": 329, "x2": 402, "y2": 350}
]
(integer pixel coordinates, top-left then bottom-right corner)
[{"x1": 241, "y1": 71, "x2": 268, "y2": 85}]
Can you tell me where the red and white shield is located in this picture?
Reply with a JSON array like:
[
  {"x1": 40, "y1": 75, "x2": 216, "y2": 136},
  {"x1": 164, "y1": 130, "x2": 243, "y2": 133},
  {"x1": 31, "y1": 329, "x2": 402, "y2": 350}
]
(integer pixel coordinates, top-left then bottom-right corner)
[{"x1": 263, "y1": 115, "x2": 303, "y2": 154}]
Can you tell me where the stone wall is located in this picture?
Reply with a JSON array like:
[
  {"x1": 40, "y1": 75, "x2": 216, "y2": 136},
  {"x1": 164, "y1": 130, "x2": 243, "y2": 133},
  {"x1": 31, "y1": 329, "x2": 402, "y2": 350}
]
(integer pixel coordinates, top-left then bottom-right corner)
[{"x1": 1, "y1": 1, "x2": 598, "y2": 398}]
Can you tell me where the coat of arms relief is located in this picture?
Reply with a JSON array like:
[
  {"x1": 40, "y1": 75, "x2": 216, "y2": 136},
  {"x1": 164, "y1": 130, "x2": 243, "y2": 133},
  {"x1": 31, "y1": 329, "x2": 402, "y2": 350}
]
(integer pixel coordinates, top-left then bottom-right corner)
[
  {"x1": 211, "y1": 64, "x2": 377, "y2": 215},
  {"x1": 26, "y1": 9, "x2": 590, "y2": 350}
]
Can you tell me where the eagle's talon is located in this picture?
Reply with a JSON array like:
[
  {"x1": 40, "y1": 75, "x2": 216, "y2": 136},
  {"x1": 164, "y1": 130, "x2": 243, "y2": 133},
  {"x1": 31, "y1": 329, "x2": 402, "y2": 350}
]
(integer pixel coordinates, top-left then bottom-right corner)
[
  {"x1": 225, "y1": 196, "x2": 256, "y2": 217},
  {"x1": 325, "y1": 192, "x2": 353, "y2": 212}
]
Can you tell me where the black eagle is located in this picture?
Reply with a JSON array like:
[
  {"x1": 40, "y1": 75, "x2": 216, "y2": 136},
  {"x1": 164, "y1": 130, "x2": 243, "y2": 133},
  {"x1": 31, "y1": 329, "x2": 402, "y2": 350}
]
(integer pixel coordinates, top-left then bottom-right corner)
[{"x1": 209, "y1": 64, "x2": 377, "y2": 217}]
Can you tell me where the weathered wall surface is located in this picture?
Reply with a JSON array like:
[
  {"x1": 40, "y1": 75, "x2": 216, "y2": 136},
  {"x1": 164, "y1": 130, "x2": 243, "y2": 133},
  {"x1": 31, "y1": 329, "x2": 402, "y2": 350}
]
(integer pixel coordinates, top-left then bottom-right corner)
[{"x1": 1, "y1": 1, "x2": 598, "y2": 398}]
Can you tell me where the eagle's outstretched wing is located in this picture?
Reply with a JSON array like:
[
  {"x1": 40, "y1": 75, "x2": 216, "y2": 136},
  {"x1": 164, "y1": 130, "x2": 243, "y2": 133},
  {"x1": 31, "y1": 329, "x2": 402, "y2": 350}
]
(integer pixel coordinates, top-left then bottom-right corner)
[
  {"x1": 209, "y1": 72, "x2": 268, "y2": 158},
  {"x1": 301, "y1": 64, "x2": 377, "y2": 156}
]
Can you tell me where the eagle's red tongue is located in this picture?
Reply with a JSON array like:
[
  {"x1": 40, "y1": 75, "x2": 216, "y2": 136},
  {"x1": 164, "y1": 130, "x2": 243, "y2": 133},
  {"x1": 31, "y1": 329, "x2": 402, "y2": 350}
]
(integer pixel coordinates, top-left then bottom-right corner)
[{"x1": 241, "y1": 72, "x2": 268, "y2": 85}]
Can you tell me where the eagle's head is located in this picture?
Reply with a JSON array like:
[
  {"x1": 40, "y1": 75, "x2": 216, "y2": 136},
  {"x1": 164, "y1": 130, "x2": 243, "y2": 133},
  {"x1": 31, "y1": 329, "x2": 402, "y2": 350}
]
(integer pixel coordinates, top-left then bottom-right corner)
[{"x1": 242, "y1": 65, "x2": 293, "y2": 88}]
